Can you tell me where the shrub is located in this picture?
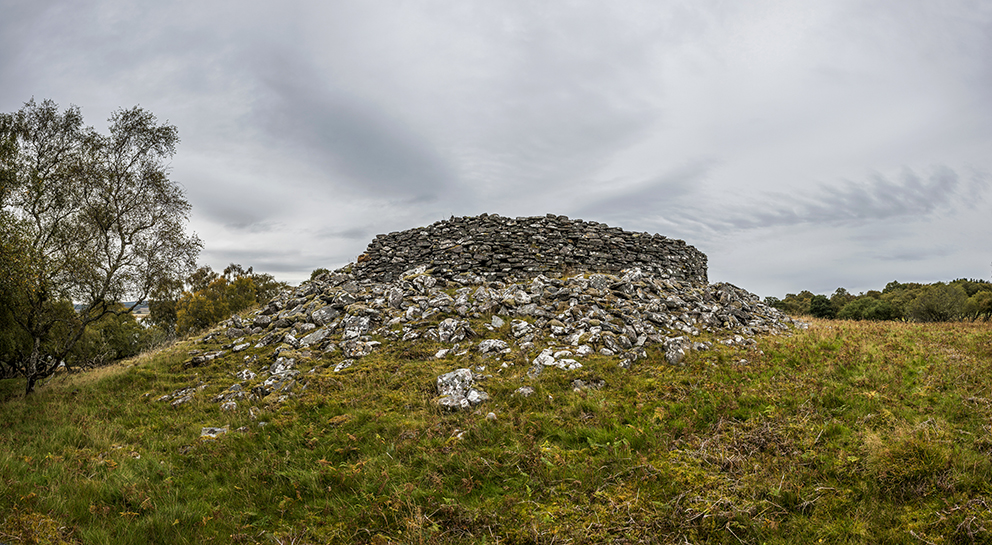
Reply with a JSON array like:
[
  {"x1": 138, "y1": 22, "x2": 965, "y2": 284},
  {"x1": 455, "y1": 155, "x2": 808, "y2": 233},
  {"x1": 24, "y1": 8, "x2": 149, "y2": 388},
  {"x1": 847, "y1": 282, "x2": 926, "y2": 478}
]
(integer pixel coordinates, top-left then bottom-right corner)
[
  {"x1": 907, "y1": 283, "x2": 968, "y2": 322},
  {"x1": 809, "y1": 294, "x2": 835, "y2": 318}
]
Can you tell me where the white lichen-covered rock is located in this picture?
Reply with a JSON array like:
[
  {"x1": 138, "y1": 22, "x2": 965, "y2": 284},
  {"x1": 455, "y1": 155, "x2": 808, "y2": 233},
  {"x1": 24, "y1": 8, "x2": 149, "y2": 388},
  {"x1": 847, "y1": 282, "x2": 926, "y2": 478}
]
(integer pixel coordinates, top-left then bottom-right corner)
[
  {"x1": 528, "y1": 348, "x2": 582, "y2": 375},
  {"x1": 665, "y1": 336, "x2": 692, "y2": 366},
  {"x1": 514, "y1": 386, "x2": 535, "y2": 397},
  {"x1": 477, "y1": 339, "x2": 509, "y2": 354},
  {"x1": 436, "y1": 368, "x2": 488, "y2": 410},
  {"x1": 437, "y1": 318, "x2": 467, "y2": 343},
  {"x1": 341, "y1": 315, "x2": 370, "y2": 340},
  {"x1": 269, "y1": 357, "x2": 295, "y2": 375}
]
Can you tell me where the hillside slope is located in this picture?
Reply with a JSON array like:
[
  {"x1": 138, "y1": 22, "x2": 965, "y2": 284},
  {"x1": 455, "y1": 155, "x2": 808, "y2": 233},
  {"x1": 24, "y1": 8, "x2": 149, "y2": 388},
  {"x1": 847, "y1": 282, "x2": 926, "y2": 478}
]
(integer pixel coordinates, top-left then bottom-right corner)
[{"x1": 2, "y1": 270, "x2": 992, "y2": 544}]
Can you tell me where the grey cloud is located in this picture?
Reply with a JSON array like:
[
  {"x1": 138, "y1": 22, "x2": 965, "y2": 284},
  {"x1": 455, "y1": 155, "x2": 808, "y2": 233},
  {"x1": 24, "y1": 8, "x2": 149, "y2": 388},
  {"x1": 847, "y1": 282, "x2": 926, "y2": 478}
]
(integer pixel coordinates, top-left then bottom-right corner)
[
  {"x1": 576, "y1": 161, "x2": 713, "y2": 220},
  {"x1": 202, "y1": 248, "x2": 306, "y2": 274},
  {"x1": 202, "y1": 245, "x2": 358, "y2": 281},
  {"x1": 727, "y1": 166, "x2": 987, "y2": 230},
  {"x1": 315, "y1": 227, "x2": 372, "y2": 241},
  {"x1": 251, "y1": 52, "x2": 456, "y2": 202},
  {"x1": 4, "y1": 1, "x2": 992, "y2": 296},
  {"x1": 224, "y1": 220, "x2": 285, "y2": 234},
  {"x1": 569, "y1": 161, "x2": 720, "y2": 243},
  {"x1": 876, "y1": 247, "x2": 954, "y2": 262},
  {"x1": 186, "y1": 185, "x2": 279, "y2": 232}
]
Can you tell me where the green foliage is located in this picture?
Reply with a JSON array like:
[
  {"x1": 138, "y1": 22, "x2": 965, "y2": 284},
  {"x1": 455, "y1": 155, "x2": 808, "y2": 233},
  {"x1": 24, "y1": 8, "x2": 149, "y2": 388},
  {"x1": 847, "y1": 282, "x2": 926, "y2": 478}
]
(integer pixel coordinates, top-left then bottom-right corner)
[
  {"x1": 906, "y1": 283, "x2": 968, "y2": 322},
  {"x1": 172, "y1": 264, "x2": 286, "y2": 334},
  {"x1": 809, "y1": 294, "x2": 835, "y2": 318},
  {"x1": 774, "y1": 278, "x2": 992, "y2": 323},
  {"x1": 837, "y1": 296, "x2": 898, "y2": 321},
  {"x1": 71, "y1": 306, "x2": 150, "y2": 366},
  {"x1": 830, "y1": 287, "x2": 855, "y2": 316},
  {"x1": 769, "y1": 290, "x2": 814, "y2": 315},
  {"x1": 965, "y1": 291, "x2": 992, "y2": 321},
  {"x1": 0, "y1": 98, "x2": 200, "y2": 393}
]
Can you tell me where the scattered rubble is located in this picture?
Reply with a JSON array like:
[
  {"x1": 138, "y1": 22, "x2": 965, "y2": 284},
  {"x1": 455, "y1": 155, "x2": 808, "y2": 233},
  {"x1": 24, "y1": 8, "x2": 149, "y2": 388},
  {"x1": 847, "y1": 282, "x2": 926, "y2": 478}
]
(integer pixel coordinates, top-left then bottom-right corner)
[
  {"x1": 167, "y1": 264, "x2": 796, "y2": 412},
  {"x1": 165, "y1": 216, "x2": 800, "y2": 413}
]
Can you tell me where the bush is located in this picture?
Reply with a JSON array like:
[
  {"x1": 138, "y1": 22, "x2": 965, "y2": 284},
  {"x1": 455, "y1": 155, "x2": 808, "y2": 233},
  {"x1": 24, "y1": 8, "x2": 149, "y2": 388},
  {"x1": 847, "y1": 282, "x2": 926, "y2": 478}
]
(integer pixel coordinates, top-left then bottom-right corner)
[
  {"x1": 175, "y1": 276, "x2": 257, "y2": 334},
  {"x1": 907, "y1": 284, "x2": 968, "y2": 322},
  {"x1": 809, "y1": 295, "x2": 835, "y2": 318},
  {"x1": 838, "y1": 298, "x2": 898, "y2": 321},
  {"x1": 72, "y1": 306, "x2": 150, "y2": 366},
  {"x1": 964, "y1": 291, "x2": 992, "y2": 321},
  {"x1": 172, "y1": 264, "x2": 286, "y2": 334}
]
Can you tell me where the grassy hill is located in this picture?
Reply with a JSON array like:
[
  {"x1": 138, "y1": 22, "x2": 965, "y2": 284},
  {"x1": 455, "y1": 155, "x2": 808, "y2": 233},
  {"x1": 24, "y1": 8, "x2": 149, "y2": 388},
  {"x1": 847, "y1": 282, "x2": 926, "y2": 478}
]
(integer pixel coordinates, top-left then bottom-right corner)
[{"x1": 2, "y1": 317, "x2": 992, "y2": 544}]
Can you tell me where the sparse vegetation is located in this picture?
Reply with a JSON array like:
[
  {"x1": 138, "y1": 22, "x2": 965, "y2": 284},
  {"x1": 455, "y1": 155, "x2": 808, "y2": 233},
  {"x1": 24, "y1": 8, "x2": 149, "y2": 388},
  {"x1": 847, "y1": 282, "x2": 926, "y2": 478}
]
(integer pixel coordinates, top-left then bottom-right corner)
[
  {"x1": 768, "y1": 278, "x2": 992, "y2": 322},
  {"x1": 2, "y1": 317, "x2": 992, "y2": 543}
]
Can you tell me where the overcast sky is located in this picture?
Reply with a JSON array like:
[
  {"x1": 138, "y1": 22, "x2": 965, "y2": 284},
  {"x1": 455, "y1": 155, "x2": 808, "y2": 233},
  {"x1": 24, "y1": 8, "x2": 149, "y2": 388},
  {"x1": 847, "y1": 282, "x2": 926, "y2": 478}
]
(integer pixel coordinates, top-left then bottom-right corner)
[{"x1": 2, "y1": 0, "x2": 990, "y2": 297}]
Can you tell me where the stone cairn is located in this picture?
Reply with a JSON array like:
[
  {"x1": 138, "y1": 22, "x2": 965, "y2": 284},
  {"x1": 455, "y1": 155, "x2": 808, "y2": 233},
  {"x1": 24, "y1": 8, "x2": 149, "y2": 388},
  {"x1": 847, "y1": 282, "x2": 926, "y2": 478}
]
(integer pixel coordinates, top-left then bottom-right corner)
[
  {"x1": 163, "y1": 214, "x2": 798, "y2": 413},
  {"x1": 352, "y1": 214, "x2": 707, "y2": 285}
]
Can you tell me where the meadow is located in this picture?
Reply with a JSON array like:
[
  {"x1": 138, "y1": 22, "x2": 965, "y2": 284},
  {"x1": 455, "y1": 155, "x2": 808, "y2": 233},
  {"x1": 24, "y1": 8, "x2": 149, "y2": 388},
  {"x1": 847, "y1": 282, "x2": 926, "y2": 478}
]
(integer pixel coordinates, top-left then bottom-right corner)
[{"x1": 2, "y1": 317, "x2": 992, "y2": 544}]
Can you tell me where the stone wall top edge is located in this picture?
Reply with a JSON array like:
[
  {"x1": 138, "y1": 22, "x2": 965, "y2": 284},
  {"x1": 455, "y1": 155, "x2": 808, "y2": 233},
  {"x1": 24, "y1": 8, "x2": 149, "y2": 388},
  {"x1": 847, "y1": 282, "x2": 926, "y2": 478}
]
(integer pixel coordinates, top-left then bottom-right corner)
[
  {"x1": 371, "y1": 213, "x2": 685, "y2": 244},
  {"x1": 350, "y1": 213, "x2": 708, "y2": 286}
]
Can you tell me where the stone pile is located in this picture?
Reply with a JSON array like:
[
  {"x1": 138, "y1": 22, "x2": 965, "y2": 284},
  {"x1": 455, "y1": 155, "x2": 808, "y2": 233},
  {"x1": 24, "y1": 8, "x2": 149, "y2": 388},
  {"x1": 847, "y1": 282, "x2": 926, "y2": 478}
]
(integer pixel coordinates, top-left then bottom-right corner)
[
  {"x1": 164, "y1": 264, "x2": 798, "y2": 411},
  {"x1": 352, "y1": 214, "x2": 708, "y2": 284}
]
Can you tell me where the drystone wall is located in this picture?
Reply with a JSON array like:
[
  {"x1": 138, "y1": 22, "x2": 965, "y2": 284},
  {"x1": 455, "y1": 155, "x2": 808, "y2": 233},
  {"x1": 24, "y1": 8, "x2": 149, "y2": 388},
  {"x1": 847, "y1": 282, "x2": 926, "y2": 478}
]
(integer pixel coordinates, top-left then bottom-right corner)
[{"x1": 350, "y1": 214, "x2": 708, "y2": 285}]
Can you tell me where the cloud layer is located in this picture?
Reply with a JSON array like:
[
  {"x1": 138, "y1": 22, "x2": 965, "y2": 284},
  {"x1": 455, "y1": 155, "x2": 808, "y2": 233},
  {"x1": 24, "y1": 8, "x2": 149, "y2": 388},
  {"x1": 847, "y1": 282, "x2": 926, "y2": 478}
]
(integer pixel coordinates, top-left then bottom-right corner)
[{"x1": 2, "y1": 0, "x2": 990, "y2": 296}]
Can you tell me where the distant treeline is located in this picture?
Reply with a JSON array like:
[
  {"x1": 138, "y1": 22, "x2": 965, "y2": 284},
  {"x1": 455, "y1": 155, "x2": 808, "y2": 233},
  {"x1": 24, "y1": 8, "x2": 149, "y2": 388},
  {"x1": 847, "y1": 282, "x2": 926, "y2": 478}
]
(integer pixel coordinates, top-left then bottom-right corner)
[{"x1": 766, "y1": 279, "x2": 992, "y2": 322}]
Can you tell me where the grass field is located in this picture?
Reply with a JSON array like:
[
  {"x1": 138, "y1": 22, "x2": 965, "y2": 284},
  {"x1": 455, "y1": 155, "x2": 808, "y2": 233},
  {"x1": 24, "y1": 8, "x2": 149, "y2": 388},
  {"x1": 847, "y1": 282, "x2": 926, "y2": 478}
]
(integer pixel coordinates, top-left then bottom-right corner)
[{"x1": 2, "y1": 318, "x2": 992, "y2": 544}]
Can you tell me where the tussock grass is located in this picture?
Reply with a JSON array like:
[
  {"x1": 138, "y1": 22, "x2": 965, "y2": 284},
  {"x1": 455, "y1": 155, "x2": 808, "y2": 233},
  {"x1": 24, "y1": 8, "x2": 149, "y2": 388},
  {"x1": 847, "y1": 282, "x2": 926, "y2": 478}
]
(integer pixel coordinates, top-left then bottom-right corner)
[{"x1": 2, "y1": 318, "x2": 992, "y2": 543}]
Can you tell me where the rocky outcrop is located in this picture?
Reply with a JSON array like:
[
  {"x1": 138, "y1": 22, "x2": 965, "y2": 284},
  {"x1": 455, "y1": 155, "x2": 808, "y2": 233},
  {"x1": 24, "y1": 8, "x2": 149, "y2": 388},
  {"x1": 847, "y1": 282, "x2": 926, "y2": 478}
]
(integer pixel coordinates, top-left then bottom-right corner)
[
  {"x1": 166, "y1": 264, "x2": 797, "y2": 411},
  {"x1": 161, "y1": 215, "x2": 803, "y2": 413},
  {"x1": 352, "y1": 214, "x2": 707, "y2": 284}
]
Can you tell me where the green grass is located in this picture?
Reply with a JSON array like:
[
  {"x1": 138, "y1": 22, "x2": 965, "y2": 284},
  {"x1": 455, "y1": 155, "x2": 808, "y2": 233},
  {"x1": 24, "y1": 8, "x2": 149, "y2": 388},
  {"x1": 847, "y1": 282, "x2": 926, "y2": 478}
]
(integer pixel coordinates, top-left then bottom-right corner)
[{"x1": 3, "y1": 318, "x2": 992, "y2": 543}]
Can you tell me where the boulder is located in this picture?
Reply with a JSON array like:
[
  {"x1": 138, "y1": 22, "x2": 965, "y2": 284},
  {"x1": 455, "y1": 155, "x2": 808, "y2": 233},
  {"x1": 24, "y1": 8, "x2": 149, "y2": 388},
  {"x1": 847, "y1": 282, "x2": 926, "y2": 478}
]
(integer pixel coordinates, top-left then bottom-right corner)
[{"x1": 436, "y1": 368, "x2": 489, "y2": 410}]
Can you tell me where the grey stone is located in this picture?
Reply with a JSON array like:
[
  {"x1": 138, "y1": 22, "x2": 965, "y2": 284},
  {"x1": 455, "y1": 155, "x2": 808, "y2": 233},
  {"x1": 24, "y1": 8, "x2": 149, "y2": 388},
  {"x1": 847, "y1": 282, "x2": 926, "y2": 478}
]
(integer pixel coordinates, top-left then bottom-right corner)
[
  {"x1": 349, "y1": 214, "x2": 707, "y2": 285},
  {"x1": 588, "y1": 274, "x2": 610, "y2": 291},
  {"x1": 665, "y1": 336, "x2": 691, "y2": 366},
  {"x1": 300, "y1": 327, "x2": 330, "y2": 347},
  {"x1": 436, "y1": 368, "x2": 488, "y2": 410},
  {"x1": 437, "y1": 318, "x2": 467, "y2": 343},
  {"x1": 387, "y1": 286, "x2": 404, "y2": 309},
  {"x1": 295, "y1": 323, "x2": 317, "y2": 335},
  {"x1": 201, "y1": 427, "x2": 228, "y2": 438},
  {"x1": 341, "y1": 315, "x2": 370, "y2": 340},
  {"x1": 437, "y1": 368, "x2": 474, "y2": 398},
  {"x1": 477, "y1": 339, "x2": 509, "y2": 353},
  {"x1": 342, "y1": 340, "x2": 378, "y2": 358},
  {"x1": 514, "y1": 386, "x2": 535, "y2": 397},
  {"x1": 253, "y1": 315, "x2": 273, "y2": 328},
  {"x1": 428, "y1": 292, "x2": 454, "y2": 308},
  {"x1": 270, "y1": 357, "x2": 295, "y2": 375}
]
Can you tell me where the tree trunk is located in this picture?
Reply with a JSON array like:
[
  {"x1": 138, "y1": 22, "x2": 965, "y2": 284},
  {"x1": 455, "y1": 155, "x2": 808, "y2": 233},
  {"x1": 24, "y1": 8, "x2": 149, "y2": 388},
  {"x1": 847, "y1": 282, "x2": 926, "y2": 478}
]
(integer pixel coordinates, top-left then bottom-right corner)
[{"x1": 24, "y1": 336, "x2": 40, "y2": 395}]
